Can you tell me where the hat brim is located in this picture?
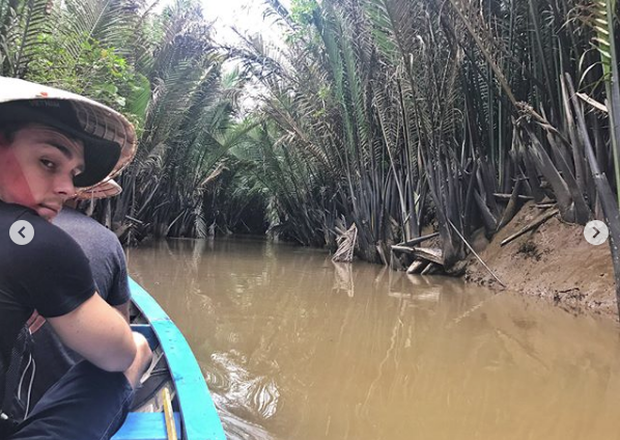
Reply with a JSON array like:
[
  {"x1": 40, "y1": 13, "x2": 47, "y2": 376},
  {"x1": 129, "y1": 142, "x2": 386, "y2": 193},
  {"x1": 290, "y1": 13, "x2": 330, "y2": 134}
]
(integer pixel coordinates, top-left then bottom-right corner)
[
  {"x1": 0, "y1": 104, "x2": 121, "y2": 187},
  {"x1": 76, "y1": 178, "x2": 122, "y2": 200}
]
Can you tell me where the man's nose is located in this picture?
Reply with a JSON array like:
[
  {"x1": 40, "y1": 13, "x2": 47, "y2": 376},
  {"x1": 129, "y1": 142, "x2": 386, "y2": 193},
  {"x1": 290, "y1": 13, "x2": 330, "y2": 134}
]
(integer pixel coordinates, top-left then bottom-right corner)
[{"x1": 55, "y1": 175, "x2": 77, "y2": 199}]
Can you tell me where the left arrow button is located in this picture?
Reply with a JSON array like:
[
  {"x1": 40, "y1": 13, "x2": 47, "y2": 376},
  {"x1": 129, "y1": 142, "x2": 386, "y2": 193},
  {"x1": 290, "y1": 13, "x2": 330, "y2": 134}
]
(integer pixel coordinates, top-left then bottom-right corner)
[{"x1": 10, "y1": 220, "x2": 34, "y2": 245}]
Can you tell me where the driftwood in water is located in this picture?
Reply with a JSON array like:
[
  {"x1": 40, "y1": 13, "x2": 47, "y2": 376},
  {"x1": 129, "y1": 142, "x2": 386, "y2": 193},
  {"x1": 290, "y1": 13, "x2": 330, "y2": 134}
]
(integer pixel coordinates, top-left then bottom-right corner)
[
  {"x1": 377, "y1": 242, "x2": 389, "y2": 266},
  {"x1": 396, "y1": 244, "x2": 444, "y2": 275},
  {"x1": 412, "y1": 247, "x2": 444, "y2": 265},
  {"x1": 394, "y1": 245, "x2": 444, "y2": 262},
  {"x1": 421, "y1": 262, "x2": 438, "y2": 275},
  {"x1": 332, "y1": 223, "x2": 358, "y2": 263},
  {"x1": 407, "y1": 260, "x2": 429, "y2": 274},
  {"x1": 500, "y1": 208, "x2": 559, "y2": 247}
]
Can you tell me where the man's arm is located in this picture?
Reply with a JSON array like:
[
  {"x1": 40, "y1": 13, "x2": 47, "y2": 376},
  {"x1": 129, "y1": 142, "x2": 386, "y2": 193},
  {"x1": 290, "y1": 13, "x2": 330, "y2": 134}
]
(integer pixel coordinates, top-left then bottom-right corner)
[
  {"x1": 114, "y1": 301, "x2": 130, "y2": 323},
  {"x1": 108, "y1": 242, "x2": 131, "y2": 324},
  {"x1": 47, "y1": 293, "x2": 136, "y2": 372}
]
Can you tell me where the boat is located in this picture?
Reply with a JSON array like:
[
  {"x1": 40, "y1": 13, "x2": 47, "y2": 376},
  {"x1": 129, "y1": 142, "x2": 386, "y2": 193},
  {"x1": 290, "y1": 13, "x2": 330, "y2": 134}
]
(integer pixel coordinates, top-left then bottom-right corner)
[{"x1": 112, "y1": 278, "x2": 227, "y2": 440}]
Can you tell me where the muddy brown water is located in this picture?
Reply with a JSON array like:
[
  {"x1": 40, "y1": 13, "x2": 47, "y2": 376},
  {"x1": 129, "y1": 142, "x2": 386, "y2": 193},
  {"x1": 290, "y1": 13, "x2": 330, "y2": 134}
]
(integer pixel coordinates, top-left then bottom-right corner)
[{"x1": 126, "y1": 238, "x2": 620, "y2": 440}]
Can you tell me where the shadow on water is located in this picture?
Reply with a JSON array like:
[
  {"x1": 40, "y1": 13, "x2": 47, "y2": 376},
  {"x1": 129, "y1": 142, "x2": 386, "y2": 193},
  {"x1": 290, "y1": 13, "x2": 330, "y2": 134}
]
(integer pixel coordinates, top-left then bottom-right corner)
[{"x1": 128, "y1": 238, "x2": 620, "y2": 440}]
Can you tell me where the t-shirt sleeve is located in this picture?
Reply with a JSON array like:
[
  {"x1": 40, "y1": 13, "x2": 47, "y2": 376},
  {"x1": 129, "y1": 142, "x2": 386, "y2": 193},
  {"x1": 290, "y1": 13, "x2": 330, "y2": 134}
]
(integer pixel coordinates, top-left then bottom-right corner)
[
  {"x1": 106, "y1": 240, "x2": 131, "y2": 306},
  {"x1": 8, "y1": 218, "x2": 95, "y2": 317}
]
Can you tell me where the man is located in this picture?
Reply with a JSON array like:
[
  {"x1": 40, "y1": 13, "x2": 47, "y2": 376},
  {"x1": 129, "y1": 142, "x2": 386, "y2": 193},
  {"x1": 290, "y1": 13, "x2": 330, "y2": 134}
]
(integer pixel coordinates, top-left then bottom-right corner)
[
  {"x1": 7, "y1": 179, "x2": 133, "y2": 419},
  {"x1": 0, "y1": 77, "x2": 152, "y2": 439},
  {"x1": 56, "y1": 179, "x2": 130, "y2": 322}
]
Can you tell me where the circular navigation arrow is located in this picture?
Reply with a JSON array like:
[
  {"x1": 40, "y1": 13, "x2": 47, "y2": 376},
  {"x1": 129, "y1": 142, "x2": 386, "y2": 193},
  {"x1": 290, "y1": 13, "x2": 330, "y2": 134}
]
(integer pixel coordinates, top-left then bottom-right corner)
[
  {"x1": 584, "y1": 220, "x2": 609, "y2": 246},
  {"x1": 9, "y1": 220, "x2": 34, "y2": 245}
]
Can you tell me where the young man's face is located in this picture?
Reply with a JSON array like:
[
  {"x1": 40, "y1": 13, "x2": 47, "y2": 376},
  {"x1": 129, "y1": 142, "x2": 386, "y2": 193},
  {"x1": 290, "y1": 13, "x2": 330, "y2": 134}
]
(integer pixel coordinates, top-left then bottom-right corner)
[{"x1": 0, "y1": 124, "x2": 85, "y2": 221}]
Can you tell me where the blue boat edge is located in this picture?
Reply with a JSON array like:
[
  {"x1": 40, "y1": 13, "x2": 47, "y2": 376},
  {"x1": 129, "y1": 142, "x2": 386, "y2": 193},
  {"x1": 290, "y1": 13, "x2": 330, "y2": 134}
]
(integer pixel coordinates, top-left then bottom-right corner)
[{"x1": 122, "y1": 277, "x2": 226, "y2": 440}]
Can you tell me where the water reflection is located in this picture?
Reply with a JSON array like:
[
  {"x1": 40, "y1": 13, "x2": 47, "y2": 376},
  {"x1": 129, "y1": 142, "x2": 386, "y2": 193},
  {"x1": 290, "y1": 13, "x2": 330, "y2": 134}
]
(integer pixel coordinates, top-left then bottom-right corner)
[{"x1": 127, "y1": 238, "x2": 620, "y2": 440}]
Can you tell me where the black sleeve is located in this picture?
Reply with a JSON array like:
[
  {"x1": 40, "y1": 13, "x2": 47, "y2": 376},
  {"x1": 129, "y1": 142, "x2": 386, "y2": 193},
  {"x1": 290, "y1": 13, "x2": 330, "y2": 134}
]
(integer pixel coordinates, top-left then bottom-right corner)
[
  {"x1": 8, "y1": 219, "x2": 95, "y2": 318},
  {"x1": 106, "y1": 240, "x2": 131, "y2": 306}
]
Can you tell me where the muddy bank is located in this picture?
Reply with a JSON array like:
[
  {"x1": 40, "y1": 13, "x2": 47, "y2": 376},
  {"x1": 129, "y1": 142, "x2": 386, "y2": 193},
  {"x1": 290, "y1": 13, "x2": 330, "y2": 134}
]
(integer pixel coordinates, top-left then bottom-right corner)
[{"x1": 462, "y1": 202, "x2": 618, "y2": 320}]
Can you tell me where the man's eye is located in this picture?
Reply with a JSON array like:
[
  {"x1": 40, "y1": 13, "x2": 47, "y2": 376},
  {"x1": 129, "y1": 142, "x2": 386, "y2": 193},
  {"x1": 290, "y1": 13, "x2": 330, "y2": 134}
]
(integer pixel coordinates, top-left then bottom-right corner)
[{"x1": 40, "y1": 159, "x2": 56, "y2": 170}]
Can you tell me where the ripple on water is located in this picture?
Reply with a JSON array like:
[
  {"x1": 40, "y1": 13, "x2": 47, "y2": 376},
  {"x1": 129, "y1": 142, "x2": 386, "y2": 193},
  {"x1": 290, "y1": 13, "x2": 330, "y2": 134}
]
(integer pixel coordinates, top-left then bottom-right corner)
[{"x1": 209, "y1": 351, "x2": 281, "y2": 422}]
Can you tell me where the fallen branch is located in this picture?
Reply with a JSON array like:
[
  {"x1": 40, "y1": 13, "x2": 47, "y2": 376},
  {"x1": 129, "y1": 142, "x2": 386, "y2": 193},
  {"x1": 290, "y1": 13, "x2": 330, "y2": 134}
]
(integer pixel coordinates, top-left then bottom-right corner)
[
  {"x1": 576, "y1": 92, "x2": 607, "y2": 113},
  {"x1": 393, "y1": 245, "x2": 444, "y2": 266},
  {"x1": 500, "y1": 208, "x2": 559, "y2": 247},
  {"x1": 448, "y1": 220, "x2": 506, "y2": 288},
  {"x1": 535, "y1": 202, "x2": 557, "y2": 209},
  {"x1": 125, "y1": 215, "x2": 145, "y2": 224},
  {"x1": 493, "y1": 193, "x2": 534, "y2": 201},
  {"x1": 412, "y1": 247, "x2": 444, "y2": 265},
  {"x1": 407, "y1": 260, "x2": 429, "y2": 274},
  {"x1": 332, "y1": 223, "x2": 358, "y2": 263},
  {"x1": 421, "y1": 262, "x2": 438, "y2": 275},
  {"x1": 394, "y1": 232, "x2": 440, "y2": 248},
  {"x1": 498, "y1": 179, "x2": 522, "y2": 229},
  {"x1": 391, "y1": 245, "x2": 415, "y2": 254},
  {"x1": 474, "y1": 190, "x2": 499, "y2": 232}
]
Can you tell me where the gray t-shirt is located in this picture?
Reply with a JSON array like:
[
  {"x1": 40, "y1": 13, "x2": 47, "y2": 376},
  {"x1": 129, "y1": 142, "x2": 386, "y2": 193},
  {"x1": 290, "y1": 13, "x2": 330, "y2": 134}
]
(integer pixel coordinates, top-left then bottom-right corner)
[
  {"x1": 53, "y1": 207, "x2": 130, "y2": 306},
  {"x1": 8, "y1": 207, "x2": 131, "y2": 418}
]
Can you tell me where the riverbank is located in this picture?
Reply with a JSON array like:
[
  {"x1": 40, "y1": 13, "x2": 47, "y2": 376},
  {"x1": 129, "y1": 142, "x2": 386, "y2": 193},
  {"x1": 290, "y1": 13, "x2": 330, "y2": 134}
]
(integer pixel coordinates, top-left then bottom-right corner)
[{"x1": 462, "y1": 202, "x2": 618, "y2": 320}]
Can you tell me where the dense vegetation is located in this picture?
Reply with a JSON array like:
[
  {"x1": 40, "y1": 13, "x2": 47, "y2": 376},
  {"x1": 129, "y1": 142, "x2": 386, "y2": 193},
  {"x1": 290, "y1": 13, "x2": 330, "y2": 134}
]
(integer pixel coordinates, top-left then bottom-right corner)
[
  {"x1": 234, "y1": 0, "x2": 620, "y2": 268},
  {"x1": 2, "y1": 0, "x2": 620, "y2": 297},
  {"x1": 0, "y1": 0, "x2": 251, "y2": 243}
]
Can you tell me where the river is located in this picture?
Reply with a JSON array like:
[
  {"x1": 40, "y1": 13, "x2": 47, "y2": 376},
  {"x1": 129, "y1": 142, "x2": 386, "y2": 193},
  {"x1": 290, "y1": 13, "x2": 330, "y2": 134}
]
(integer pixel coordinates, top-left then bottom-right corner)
[{"x1": 127, "y1": 237, "x2": 620, "y2": 440}]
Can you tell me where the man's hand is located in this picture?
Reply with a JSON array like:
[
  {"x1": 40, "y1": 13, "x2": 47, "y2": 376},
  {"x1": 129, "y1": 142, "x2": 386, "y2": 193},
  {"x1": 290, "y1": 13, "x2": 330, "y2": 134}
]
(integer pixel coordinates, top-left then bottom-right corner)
[{"x1": 124, "y1": 332, "x2": 153, "y2": 389}]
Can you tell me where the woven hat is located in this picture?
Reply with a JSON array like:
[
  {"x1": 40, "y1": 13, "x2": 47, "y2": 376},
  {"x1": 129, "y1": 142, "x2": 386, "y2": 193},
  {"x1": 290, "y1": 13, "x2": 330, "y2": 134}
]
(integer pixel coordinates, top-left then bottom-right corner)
[
  {"x1": 0, "y1": 77, "x2": 137, "y2": 188},
  {"x1": 76, "y1": 178, "x2": 122, "y2": 200}
]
